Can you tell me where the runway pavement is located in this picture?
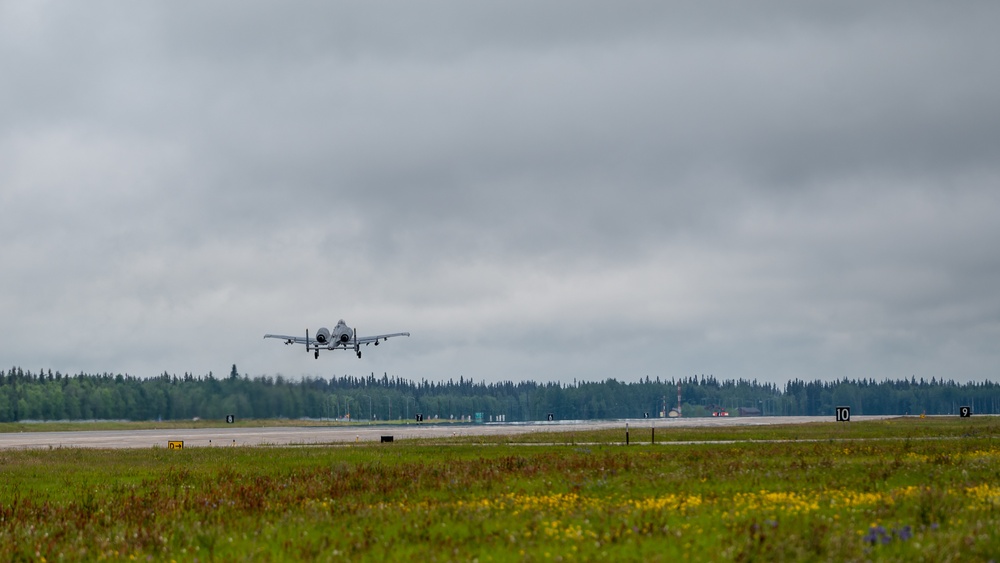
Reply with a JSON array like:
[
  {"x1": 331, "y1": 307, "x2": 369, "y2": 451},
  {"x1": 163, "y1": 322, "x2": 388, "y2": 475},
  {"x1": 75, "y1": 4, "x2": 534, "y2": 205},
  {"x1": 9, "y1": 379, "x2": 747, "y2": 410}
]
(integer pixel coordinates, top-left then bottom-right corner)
[{"x1": 0, "y1": 415, "x2": 897, "y2": 450}]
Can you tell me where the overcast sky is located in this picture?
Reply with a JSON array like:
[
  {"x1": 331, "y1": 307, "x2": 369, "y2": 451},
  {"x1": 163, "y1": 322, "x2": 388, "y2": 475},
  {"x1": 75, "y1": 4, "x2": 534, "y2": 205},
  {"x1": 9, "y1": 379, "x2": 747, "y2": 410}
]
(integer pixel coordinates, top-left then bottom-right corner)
[{"x1": 2, "y1": 2, "x2": 998, "y2": 386}]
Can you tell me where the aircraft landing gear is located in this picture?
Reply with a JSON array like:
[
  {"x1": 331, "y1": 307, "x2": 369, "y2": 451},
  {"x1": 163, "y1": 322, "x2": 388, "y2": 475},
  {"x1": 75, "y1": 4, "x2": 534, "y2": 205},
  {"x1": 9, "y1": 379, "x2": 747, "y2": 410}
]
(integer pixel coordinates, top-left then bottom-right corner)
[
  {"x1": 314, "y1": 351, "x2": 319, "y2": 359},
  {"x1": 356, "y1": 351, "x2": 362, "y2": 359}
]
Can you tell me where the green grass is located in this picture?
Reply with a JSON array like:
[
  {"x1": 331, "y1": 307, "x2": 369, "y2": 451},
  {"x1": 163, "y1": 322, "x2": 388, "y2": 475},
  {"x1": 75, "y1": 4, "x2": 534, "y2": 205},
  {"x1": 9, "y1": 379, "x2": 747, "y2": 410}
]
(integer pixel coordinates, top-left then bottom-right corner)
[
  {"x1": 1, "y1": 417, "x2": 998, "y2": 561},
  {"x1": 450, "y1": 415, "x2": 998, "y2": 445}
]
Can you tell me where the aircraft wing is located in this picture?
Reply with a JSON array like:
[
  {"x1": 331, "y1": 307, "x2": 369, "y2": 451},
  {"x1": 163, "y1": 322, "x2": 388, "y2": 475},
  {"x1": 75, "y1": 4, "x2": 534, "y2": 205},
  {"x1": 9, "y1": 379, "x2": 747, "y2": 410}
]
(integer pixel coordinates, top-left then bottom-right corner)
[
  {"x1": 263, "y1": 334, "x2": 309, "y2": 345},
  {"x1": 356, "y1": 332, "x2": 411, "y2": 344}
]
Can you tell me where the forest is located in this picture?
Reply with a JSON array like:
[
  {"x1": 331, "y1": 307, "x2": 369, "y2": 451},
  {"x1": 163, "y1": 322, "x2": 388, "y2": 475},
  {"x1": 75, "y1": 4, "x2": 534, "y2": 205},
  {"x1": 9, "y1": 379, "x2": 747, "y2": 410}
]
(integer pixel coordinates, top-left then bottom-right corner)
[{"x1": 0, "y1": 365, "x2": 997, "y2": 423}]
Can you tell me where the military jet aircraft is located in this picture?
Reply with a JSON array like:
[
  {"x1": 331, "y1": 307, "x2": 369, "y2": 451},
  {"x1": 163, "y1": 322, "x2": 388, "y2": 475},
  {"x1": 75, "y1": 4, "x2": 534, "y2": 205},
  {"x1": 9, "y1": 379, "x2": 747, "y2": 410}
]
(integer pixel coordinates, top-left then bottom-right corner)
[{"x1": 264, "y1": 319, "x2": 410, "y2": 359}]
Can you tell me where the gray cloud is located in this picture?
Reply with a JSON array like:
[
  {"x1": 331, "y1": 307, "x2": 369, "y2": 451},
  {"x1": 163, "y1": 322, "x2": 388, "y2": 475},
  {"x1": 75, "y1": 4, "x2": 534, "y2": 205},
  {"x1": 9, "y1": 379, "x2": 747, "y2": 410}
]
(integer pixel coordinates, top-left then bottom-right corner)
[{"x1": 2, "y1": 2, "x2": 998, "y2": 385}]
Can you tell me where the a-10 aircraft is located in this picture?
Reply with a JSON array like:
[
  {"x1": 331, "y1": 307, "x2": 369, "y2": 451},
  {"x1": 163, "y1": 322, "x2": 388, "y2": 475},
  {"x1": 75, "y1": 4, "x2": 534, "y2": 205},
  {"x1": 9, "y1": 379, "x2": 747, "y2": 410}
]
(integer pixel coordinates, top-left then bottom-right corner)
[{"x1": 264, "y1": 319, "x2": 410, "y2": 359}]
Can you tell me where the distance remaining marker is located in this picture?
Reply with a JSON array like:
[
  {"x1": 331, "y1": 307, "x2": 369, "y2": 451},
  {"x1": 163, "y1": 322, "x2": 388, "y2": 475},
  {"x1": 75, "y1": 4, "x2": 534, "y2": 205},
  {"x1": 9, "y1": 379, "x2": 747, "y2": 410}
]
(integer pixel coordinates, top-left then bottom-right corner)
[{"x1": 835, "y1": 406, "x2": 851, "y2": 422}]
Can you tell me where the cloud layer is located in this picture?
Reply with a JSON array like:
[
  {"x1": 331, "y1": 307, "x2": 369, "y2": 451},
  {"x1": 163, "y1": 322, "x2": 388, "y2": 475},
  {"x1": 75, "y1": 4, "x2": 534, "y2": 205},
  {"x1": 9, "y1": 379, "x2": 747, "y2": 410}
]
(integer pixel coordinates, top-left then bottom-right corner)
[{"x1": 2, "y1": 2, "x2": 998, "y2": 384}]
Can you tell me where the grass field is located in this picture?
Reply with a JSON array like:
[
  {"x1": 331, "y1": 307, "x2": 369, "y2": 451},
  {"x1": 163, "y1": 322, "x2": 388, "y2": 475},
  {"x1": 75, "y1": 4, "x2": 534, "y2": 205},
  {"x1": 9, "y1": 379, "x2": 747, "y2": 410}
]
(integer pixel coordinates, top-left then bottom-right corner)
[{"x1": 1, "y1": 417, "x2": 998, "y2": 561}]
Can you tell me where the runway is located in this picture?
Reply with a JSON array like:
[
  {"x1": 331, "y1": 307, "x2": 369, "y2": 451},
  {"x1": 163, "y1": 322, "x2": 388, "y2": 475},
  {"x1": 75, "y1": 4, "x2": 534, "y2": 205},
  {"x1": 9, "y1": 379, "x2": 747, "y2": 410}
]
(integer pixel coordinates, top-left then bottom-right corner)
[{"x1": 0, "y1": 415, "x2": 896, "y2": 450}]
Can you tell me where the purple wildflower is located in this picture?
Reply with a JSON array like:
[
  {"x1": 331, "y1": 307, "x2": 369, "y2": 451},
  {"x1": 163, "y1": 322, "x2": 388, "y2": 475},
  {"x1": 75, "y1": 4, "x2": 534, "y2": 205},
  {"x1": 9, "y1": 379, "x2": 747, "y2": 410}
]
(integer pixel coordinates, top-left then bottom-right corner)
[{"x1": 864, "y1": 525, "x2": 891, "y2": 545}]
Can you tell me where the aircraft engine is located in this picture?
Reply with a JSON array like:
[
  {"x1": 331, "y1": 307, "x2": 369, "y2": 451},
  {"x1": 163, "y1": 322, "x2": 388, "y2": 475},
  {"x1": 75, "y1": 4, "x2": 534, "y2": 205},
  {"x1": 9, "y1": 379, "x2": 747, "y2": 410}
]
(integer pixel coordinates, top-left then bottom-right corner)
[
  {"x1": 339, "y1": 332, "x2": 351, "y2": 343},
  {"x1": 315, "y1": 327, "x2": 331, "y2": 344}
]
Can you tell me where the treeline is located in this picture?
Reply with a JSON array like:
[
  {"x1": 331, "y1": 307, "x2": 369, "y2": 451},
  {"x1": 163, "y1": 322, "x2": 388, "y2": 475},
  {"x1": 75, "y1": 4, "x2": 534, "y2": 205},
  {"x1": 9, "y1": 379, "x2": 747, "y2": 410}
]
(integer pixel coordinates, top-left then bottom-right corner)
[{"x1": 0, "y1": 366, "x2": 997, "y2": 423}]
